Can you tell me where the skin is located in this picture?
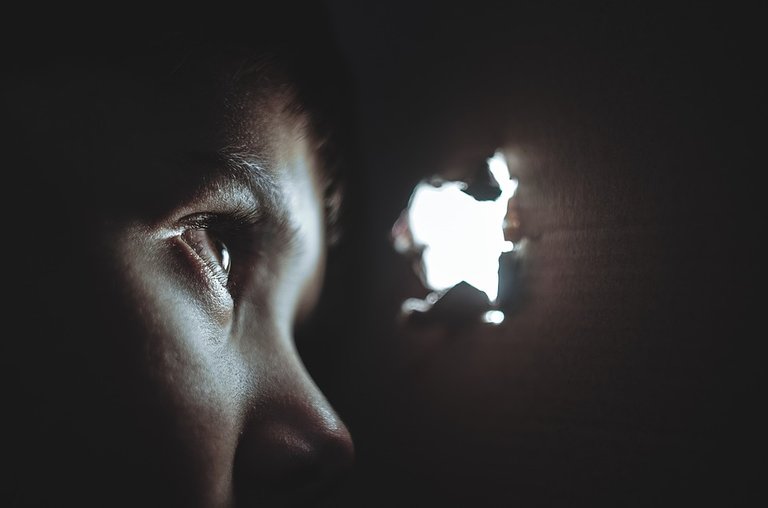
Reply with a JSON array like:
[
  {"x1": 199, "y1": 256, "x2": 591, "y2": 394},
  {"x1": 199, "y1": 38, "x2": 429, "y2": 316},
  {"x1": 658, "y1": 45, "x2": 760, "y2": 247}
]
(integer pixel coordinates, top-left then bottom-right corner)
[{"x1": 6, "y1": 48, "x2": 353, "y2": 507}]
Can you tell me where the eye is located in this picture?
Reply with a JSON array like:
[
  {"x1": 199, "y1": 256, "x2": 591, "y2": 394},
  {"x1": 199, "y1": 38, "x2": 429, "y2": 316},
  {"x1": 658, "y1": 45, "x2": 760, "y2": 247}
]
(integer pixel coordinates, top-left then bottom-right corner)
[{"x1": 181, "y1": 228, "x2": 232, "y2": 287}]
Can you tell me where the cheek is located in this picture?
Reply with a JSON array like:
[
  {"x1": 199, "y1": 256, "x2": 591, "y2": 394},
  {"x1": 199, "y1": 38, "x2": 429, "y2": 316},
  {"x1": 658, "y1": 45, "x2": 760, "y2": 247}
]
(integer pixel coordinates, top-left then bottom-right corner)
[
  {"x1": 108, "y1": 227, "x2": 252, "y2": 497},
  {"x1": 114, "y1": 226, "x2": 247, "y2": 389}
]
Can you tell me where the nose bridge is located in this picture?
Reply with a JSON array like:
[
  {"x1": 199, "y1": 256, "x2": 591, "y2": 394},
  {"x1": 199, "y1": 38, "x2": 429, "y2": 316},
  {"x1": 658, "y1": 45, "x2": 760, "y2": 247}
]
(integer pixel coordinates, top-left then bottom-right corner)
[{"x1": 234, "y1": 340, "x2": 354, "y2": 504}]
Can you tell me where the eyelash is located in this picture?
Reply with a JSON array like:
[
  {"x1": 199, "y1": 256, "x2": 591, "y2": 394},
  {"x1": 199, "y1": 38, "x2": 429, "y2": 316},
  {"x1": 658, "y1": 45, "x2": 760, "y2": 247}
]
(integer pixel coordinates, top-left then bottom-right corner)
[
  {"x1": 178, "y1": 209, "x2": 264, "y2": 290},
  {"x1": 181, "y1": 228, "x2": 231, "y2": 288}
]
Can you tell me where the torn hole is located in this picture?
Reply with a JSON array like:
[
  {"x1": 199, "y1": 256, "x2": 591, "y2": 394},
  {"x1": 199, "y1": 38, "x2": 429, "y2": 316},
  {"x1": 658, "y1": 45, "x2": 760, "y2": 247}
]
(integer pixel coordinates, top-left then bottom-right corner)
[{"x1": 392, "y1": 151, "x2": 527, "y2": 325}]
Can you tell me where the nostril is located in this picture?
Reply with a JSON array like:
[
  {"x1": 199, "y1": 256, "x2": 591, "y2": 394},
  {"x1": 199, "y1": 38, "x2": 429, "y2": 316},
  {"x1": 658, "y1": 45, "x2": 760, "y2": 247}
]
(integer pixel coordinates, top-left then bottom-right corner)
[
  {"x1": 270, "y1": 427, "x2": 354, "y2": 502},
  {"x1": 233, "y1": 419, "x2": 354, "y2": 506}
]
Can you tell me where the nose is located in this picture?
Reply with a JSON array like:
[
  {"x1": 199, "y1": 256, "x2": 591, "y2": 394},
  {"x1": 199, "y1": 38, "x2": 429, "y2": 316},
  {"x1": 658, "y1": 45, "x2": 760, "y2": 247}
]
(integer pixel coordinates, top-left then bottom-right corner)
[{"x1": 233, "y1": 355, "x2": 354, "y2": 506}]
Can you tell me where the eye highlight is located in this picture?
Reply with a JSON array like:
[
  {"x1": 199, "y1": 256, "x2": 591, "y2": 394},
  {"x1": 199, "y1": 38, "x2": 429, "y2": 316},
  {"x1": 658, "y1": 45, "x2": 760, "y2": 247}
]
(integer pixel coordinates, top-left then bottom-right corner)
[
  {"x1": 181, "y1": 228, "x2": 232, "y2": 287},
  {"x1": 219, "y1": 241, "x2": 231, "y2": 274}
]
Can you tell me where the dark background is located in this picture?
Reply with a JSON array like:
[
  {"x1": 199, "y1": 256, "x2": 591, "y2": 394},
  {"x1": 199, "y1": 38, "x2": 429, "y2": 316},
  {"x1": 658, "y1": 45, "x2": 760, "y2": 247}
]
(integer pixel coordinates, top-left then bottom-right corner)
[
  {"x1": 300, "y1": 2, "x2": 756, "y2": 506},
  {"x1": 1, "y1": 2, "x2": 755, "y2": 507}
]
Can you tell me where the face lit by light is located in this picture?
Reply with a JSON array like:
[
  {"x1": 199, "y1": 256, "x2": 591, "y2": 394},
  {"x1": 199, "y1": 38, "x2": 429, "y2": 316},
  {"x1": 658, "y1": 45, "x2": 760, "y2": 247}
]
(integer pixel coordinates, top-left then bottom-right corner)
[{"x1": 406, "y1": 152, "x2": 518, "y2": 302}]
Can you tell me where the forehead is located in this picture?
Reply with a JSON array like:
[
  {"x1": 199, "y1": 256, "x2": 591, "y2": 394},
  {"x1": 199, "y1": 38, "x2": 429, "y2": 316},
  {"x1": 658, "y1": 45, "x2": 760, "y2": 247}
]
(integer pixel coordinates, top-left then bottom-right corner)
[
  {"x1": 24, "y1": 51, "x2": 317, "y2": 217},
  {"x1": 91, "y1": 50, "x2": 305, "y2": 153}
]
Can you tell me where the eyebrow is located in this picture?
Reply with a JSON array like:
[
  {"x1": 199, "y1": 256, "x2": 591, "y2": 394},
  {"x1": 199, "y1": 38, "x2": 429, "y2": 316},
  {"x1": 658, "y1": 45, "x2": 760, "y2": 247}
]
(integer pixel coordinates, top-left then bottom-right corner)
[
  {"x1": 216, "y1": 149, "x2": 283, "y2": 206},
  {"x1": 196, "y1": 150, "x2": 298, "y2": 241},
  {"x1": 177, "y1": 149, "x2": 281, "y2": 211},
  {"x1": 166, "y1": 147, "x2": 312, "y2": 251}
]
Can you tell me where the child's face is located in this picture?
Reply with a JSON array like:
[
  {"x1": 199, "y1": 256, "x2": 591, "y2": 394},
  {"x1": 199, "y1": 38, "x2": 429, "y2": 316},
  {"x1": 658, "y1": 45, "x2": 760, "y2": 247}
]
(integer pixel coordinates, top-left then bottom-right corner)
[{"x1": 19, "y1": 58, "x2": 353, "y2": 506}]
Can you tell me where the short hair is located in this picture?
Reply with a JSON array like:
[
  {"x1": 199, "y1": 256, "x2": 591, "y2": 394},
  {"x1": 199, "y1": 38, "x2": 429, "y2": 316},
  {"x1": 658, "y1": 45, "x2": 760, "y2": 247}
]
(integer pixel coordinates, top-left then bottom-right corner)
[
  {"x1": 2, "y1": 4, "x2": 352, "y2": 241},
  {"x1": 1, "y1": 7, "x2": 354, "y2": 497}
]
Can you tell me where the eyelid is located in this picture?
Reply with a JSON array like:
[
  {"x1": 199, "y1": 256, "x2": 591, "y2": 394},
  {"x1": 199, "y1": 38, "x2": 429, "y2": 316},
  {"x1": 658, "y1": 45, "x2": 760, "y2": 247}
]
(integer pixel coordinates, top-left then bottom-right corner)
[
  {"x1": 176, "y1": 205, "x2": 265, "y2": 233},
  {"x1": 143, "y1": 168, "x2": 267, "y2": 234},
  {"x1": 171, "y1": 230, "x2": 234, "y2": 316},
  {"x1": 181, "y1": 228, "x2": 231, "y2": 288}
]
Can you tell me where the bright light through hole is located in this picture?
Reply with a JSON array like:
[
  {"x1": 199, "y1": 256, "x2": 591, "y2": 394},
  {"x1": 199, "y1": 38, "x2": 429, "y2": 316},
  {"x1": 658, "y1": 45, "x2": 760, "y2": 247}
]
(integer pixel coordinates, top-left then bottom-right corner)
[
  {"x1": 407, "y1": 152, "x2": 518, "y2": 303},
  {"x1": 482, "y1": 310, "x2": 506, "y2": 325}
]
